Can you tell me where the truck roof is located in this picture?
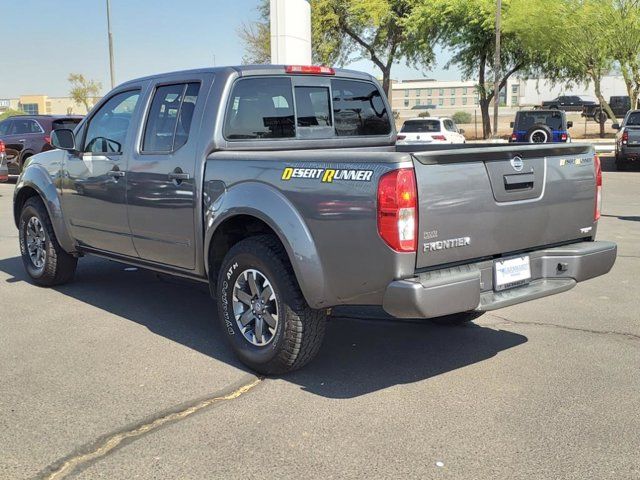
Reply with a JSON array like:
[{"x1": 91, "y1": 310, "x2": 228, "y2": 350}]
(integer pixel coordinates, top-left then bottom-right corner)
[{"x1": 118, "y1": 65, "x2": 377, "y2": 89}]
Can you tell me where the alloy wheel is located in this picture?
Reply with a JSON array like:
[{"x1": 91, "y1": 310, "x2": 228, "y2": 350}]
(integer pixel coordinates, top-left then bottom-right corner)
[{"x1": 232, "y1": 269, "x2": 279, "y2": 346}]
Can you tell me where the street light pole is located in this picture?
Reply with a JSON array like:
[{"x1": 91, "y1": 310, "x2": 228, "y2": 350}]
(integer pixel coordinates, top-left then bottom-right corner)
[
  {"x1": 106, "y1": 0, "x2": 116, "y2": 89},
  {"x1": 493, "y1": 0, "x2": 502, "y2": 137}
]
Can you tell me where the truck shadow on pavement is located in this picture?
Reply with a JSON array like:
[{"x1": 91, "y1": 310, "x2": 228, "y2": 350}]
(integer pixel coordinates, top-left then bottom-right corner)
[{"x1": 0, "y1": 255, "x2": 527, "y2": 399}]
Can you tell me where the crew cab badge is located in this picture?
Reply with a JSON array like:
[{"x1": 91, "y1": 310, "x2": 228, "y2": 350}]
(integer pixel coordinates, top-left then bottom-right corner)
[{"x1": 510, "y1": 156, "x2": 524, "y2": 172}]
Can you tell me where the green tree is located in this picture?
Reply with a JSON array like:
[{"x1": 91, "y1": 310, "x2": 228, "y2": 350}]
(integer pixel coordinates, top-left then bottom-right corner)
[
  {"x1": 410, "y1": 0, "x2": 531, "y2": 138},
  {"x1": 312, "y1": 0, "x2": 435, "y2": 96},
  {"x1": 605, "y1": 0, "x2": 640, "y2": 109},
  {"x1": 238, "y1": 1, "x2": 434, "y2": 97},
  {"x1": 0, "y1": 108, "x2": 25, "y2": 121},
  {"x1": 508, "y1": 0, "x2": 616, "y2": 136},
  {"x1": 68, "y1": 73, "x2": 102, "y2": 113},
  {"x1": 238, "y1": 0, "x2": 271, "y2": 64}
]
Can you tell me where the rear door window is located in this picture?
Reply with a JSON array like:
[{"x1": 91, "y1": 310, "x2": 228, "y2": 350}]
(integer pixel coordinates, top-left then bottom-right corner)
[
  {"x1": 225, "y1": 78, "x2": 295, "y2": 139},
  {"x1": 331, "y1": 79, "x2": 390, "y2": 136},
  {"x1": 11, "y1": 119, "x2": 43, "y2": 135},
  {"x1": 0, "y1": 120, "x2": 12, "y2": 136},
  {"x1": 142, "y1": 82, "x2": 200, "y2": 152}
]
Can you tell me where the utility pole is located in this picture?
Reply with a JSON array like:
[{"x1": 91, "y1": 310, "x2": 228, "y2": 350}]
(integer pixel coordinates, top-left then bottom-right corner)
[
  {"x1": 106, "y1": 0, "x2": 116, "y2": 89},
  {"x1": 493, "y1": 0, "x2": 502, "y2": 137}
]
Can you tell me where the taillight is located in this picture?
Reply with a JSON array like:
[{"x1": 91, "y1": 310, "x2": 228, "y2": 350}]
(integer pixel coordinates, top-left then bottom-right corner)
[
  {"x1": 285, "y1": 65, "x2": 335, "y2": 75},
  {"x1": 377, "y1": 168, "x2": 417, "y2": 252},
  {"x1": 431, "y1": 135, "x2": 447, "y2": 141},
  {"x1": 0, "y1": 140, "x2": 5, "y2": 153},
  {"x1": 511, "y1": 133, "x2": 518, "y2": 142},
  {"x1": 622, "y1": 131, "x2": 628, "y2": 145},
  {"x1": 44, "y1": 135, "x2": 51, "y2": 145},
  {"x1": 561, "y1": 133, "x2": 567, "y2": 141},
  {"x1": 397, "y1": 134, "x2": 406, "y2": 140},
  {"x1": 594, "y1": 154, "x2": 602, "y2": 221}
]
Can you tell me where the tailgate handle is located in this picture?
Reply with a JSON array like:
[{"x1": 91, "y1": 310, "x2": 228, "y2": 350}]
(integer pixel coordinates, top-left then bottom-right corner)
[{"x1": 504, "y1": 173, "x2": 534, "y2": 190}]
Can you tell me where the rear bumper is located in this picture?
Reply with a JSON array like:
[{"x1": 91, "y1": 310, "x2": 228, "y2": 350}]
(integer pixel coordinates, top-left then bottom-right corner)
[
  {"x1": 383, "y1": 241, "x2": 617, "y2": 319},
  {"x1": 620, "y1": 145, "x2": 640, "y2": 159}
]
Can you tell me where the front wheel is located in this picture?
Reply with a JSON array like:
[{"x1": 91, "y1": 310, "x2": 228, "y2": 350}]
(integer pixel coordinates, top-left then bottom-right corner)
[
  {"x1": 216, "y1": 235, "x2": 326, "y2": 374},
  {"x1": 19, "y1": 197, "x2": 77, "y2": 286}
]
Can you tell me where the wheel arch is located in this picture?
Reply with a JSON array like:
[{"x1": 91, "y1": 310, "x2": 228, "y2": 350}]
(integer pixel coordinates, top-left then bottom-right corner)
[
  {"x1": 204, "y1": 184, "x2": 328, "y2": 309},
  {"x1": 14, "y1": 166, "x2": 76, "y2": 253}
]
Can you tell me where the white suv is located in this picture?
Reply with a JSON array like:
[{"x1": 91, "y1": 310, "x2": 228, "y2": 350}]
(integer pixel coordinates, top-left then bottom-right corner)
[{"x1": 397, "y1": 117, "x2": 466, "y2": 144}]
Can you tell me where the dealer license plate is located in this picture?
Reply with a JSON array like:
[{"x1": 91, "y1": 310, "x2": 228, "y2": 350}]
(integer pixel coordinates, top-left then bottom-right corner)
[{"x1": 494, "y1": 255, "x2": 531, "y2": 291}]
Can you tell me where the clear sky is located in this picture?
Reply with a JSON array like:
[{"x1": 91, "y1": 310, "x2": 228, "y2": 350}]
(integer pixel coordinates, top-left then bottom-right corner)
[{"x1": 0, "y1": 0, "x2": 460, "y2": 99}]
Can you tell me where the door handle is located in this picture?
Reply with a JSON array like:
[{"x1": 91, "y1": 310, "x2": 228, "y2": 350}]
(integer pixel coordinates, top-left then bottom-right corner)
[{"x1": 168, "y1": 168, "x2": 189, "y2": 184}]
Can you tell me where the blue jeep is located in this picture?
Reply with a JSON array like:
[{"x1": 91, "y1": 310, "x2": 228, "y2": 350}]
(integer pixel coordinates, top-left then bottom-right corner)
[{"x1": 510, "y1": 110, "x2": 573, "y2": 143}]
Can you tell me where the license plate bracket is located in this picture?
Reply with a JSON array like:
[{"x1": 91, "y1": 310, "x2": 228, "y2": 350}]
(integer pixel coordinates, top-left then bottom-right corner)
[{"x1": 494, "y1": 255, "x2": 531, "y2": 291}]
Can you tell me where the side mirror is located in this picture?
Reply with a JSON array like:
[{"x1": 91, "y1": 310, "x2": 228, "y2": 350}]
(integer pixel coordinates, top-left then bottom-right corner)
[
  {"x1": 459, "y1": 128, "x2": 465, "y2": 134},
  {"x1": 51, "y1": 129, "x2": 76, "y2": 151},
  {"x1": 510, "y1": 122, "x2": 514, "y2": 128},
  {"x1": 567, "y1": 121, "x2": 573, "y2": 129},
  {"x1": 612, "y1": 123, "x2": 620, "y2": 130}
]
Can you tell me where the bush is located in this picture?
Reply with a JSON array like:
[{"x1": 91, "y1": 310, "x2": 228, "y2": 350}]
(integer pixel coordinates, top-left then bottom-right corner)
[
  {"x1": 418, "y1": 110, "x2": 431, "y2": 118},
  {"x1": 452, "y1": 111, "x2": 472, "y2": 124}
]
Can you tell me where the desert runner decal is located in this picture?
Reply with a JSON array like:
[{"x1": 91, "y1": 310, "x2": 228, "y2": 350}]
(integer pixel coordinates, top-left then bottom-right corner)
[{"x1": 281, "y1": 167, "x2": 373, "y2": 183}]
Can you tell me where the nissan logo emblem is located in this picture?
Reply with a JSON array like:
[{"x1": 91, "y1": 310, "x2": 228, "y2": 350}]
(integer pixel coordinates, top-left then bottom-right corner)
[{"x1": 511, "y1": 156, "x2": 524, "y2": 172}]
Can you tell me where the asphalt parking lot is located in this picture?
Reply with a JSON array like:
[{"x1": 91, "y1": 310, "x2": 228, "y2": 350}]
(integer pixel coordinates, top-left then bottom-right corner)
[{"x1": 0, "y1": 156, "x2": 638, "y2": 480}]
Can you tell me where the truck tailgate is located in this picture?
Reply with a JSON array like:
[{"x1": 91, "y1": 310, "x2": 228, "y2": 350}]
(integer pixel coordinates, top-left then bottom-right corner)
[{"x1": 411, "y1": 144, "x2": 597, "y2": 269}]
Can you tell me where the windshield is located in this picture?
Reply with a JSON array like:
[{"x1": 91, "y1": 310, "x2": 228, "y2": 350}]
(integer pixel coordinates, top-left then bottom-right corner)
[
  {"x1": 626, "y1": 112, "x2": 640, "y2": 126},
  {"x1": 401, "y1": 120, "x2": 440, "y2": 133},
  {"x1": 515, "y1": 111, "x2": 564, "y2": 130}
]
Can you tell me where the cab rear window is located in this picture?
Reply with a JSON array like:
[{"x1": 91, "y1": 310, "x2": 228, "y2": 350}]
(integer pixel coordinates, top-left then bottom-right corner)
[
  {"x1": 224, "y1": 76, "x2": 391, "y2": 141},
  {"x1": 331, "y1": 79, "x2": 391, "y2": 136},
  {"x1": 224, "y1": 78, "x2": 295, "y2": 139}
]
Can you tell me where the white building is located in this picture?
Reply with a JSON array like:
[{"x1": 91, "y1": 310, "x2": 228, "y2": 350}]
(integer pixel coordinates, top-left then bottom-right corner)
[{"x1": 390, "y1": 74, "x2": 629, "y2": 120}]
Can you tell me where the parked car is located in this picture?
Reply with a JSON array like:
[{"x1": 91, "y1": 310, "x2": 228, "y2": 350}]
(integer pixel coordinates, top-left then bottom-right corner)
[
  {"x1": 510, "y1": 109, "x2": 573, "y2": 143},
  {"x1": 612, "y1": 109, "x2": 640, "y2": 170},
  {"x1": 13, "y1": 65, "x2": 616, "y2": 374},
  {"x1": 0, "y1": 115, "x2": 83, "y2": 175},
  {"x1": 397, "y1": 117, "x2": 466, "y2": 144},
  {"x1": 582, "y1": 96, "x2": 631, "y2": 123},
  {"x1": 0, "y1": 141, "x2": 7, "y2": 182},
  {"x1": 541, "y1": 95, "x2": 596, "y2": 111}
]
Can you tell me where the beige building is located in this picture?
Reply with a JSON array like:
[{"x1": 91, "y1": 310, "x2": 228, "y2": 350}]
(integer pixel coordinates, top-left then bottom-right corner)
[
  {"x1": 391, "y1": 79, "x2": 480, "y2": 114},
  {"x1": 0, "y1": 95, "x2": 102, "y2": 116}
]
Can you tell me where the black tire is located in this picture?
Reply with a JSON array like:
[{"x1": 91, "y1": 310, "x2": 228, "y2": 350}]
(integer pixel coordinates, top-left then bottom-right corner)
[
  {"x1": 216, "y1": 234, "x2": 326, "y2": 375},
  {"x1": 19, "y1": 153, "x2": 33, "y2": 173},
  {"x1": 615, "y1": 157, "x2": 628, "y2": 171},
  {"x1": 430, "y1": 311, "x2": 484, "y2": 326},
  {"x1": 18, "y1": 196, "x2": 77, "y2": 286},
  {"x1": 593, "y1": 110, "x2": 607, "y2": 124},
  {"x1": 527, "y1": 124, "x2": 553, "y2": 143}
]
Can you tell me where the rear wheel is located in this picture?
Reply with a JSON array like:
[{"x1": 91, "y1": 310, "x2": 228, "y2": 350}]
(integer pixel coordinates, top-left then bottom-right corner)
[
  {"x1": 527, "y1": 124, "x2": 552, "y2": 143},
  {"x1": 216, "y1": 235, "x2": 326, "y2": 374},
  {"x1": 615, "y1": 157, "x2": 628, "y2": 171},
  {"x1": 18, "y1": 197, "x2": 77, "y2": 286}
]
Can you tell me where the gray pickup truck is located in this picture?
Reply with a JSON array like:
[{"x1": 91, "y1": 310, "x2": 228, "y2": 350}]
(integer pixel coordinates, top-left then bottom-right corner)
[
  {"x1": 613, "y1": 109, "x2": 640, "y2": 170},
  {"x1": 13, "y1": 65, "x2": 616, "y2": 373}
]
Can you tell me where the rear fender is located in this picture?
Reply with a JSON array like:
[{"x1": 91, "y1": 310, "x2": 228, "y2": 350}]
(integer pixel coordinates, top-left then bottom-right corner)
[
  {"x1": 14, "y1": 164, "x2": 76, "y2": 253},
  {"x1": 204, "y1": 181, "x2": 328, "y2": 308}
]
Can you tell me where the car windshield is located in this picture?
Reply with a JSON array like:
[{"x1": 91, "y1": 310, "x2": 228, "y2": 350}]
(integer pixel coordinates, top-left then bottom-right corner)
[
  {"x1": 401, "y1": 120, "x2": 440, "y2": 133},
  {"x1": 515, "y1": 111, "x2": 563, "y2": 130},
  {"x1": 626, "y1": 112, "x2": 640, "y2": 126}
]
